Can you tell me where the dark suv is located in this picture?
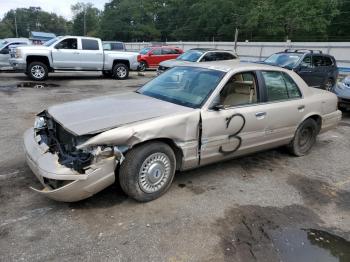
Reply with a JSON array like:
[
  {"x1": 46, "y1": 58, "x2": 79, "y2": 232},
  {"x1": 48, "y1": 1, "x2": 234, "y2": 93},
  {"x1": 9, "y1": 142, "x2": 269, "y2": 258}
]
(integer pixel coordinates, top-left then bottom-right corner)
[{"x1": 263, "y1": 49, "x2": 338, "y2": 90}]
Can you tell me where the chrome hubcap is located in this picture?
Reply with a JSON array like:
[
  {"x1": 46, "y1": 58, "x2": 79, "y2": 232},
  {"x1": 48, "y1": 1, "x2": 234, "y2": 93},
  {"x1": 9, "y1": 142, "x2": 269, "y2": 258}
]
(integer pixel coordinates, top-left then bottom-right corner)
[
  {"x1": 326, "y1": 80, "x2": 333, "y2": 91},
  {"x1": 116, "y1": 66, "x2": 127, "y2": 78},
  {"x1": 139, "y1": 153, "x2": 171, "y2": 193},
  {"x1": 31, "y1": 65, "x2": 45, "y2": 79}
]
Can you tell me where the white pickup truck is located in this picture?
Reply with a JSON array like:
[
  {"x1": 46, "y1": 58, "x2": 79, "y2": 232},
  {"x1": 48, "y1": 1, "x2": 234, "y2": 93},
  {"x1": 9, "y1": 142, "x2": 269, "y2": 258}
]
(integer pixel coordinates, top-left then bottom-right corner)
[{"x1": 9, "y1": 36, "x2": 139, "y2": 81}]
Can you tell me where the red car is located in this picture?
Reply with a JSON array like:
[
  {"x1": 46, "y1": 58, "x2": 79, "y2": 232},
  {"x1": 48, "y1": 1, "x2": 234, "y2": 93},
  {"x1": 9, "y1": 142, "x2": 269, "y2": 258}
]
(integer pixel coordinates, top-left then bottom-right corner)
[{"x1": 137, "y1": 46, "x2": 183, "y2": 71}]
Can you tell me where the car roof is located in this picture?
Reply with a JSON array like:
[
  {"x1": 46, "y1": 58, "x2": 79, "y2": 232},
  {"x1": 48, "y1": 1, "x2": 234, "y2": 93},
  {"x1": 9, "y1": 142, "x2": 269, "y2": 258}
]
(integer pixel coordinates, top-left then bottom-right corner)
[
  {"x1": 182, "y1": 60, "x2": 292, "y2": 73},
  {"x1": 275, "y1": 49, "x2": 334, "y2": 58}
]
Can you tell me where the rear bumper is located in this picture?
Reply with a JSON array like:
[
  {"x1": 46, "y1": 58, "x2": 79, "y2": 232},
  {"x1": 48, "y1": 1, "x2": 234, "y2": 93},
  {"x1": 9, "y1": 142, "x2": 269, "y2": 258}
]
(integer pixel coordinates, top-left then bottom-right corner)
[
  {"x1": 320, "y1": 110, "x2": 342, "y2": 134},
  {"x1": 24, "y1": 128, "x2": 117, "y2": 202},
  {"x1": 9, "y1": 58, "x2": 26, "y2": 70}
]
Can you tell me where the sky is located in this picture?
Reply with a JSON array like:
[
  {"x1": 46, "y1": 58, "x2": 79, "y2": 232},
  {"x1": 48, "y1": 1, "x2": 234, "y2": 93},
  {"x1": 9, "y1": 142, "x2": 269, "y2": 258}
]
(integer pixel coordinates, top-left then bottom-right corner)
[{"x1": 0, "y1": 0, "x2": 110, "y2": 20}]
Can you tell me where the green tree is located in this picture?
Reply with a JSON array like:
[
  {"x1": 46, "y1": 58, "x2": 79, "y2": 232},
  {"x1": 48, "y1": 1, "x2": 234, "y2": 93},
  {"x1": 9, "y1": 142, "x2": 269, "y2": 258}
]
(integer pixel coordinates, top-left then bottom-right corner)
[
  {"x1": 71, "y1": 3, "x2": 101, "y2": 36},
  {"x1": 0, "y1": 7, "x2": 69, "y2": 38}
]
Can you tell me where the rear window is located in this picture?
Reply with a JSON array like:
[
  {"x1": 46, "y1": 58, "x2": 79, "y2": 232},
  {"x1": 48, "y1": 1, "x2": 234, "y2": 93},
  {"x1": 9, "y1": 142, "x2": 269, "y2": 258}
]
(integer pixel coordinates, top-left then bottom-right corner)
[
  {"x1": 262, "y1": 71, "x2": 301, "y2": 101},
  {"x1": 82, "y1": 39, "x2": 99, "y2": 50}
]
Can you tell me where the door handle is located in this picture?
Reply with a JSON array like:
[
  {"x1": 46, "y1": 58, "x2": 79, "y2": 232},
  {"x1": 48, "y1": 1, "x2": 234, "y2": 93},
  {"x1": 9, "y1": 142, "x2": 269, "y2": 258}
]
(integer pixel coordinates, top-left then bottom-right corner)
[
  {"x1": 255, "y1": 112, "x2": 266, "y2": 119},
  {"x1": 73, "y1": 52, "x2": 80, "y2": 54},
  {"x1": 298, "y1": 105, "x2": 305, "y2": 112}
]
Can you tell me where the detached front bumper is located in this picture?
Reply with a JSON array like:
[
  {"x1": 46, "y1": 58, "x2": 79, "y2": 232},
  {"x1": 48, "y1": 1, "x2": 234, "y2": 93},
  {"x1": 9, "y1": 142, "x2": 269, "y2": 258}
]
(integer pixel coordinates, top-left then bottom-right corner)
[
  {"x1": 9, "y1": 58, "x2": 26, "y2": 71},
  {"x1": 24, "y1": 128, "x2": 117, "y2": 202}
]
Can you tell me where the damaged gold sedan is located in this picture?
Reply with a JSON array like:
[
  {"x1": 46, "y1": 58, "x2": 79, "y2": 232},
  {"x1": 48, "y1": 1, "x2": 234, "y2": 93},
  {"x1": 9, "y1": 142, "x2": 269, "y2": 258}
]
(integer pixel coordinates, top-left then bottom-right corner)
[{"x1": 24, "y1": 61, "x2": 341, "y2": 202}]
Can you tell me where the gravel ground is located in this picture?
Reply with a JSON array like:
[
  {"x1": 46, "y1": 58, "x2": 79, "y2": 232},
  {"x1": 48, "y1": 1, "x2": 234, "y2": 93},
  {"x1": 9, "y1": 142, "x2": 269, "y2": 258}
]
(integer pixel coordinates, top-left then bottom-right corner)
[{"x1": 0, "y1": 71, "x2": 349, "y2": 262}]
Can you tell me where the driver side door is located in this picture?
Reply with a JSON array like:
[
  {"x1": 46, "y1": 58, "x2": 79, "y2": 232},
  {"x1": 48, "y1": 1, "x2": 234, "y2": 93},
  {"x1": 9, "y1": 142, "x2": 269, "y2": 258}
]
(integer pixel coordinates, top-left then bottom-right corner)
[
  {"x1": 51, "y1": 37, "x2": 81, "y2": 69},
  {"x1": 0, "y1": 44, "x2": 10, "y2": 67},
  {"x1": 200, "y1": 71, "x2": 269, "y2": 165}
]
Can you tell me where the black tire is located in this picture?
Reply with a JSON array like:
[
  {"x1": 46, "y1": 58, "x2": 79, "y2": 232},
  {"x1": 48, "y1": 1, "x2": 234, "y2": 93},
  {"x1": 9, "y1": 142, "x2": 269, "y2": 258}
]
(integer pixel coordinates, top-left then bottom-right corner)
[
  {"x1": 28, "y1": 62, "x2": 48, "y2": 81},
  {"x1": 288, "y1": 118, "x2": 318, "y2": 156},
  {"x1": 324, "y1": 78, "x2": 335, "y2": 91},
  {"x1": 139, "y1": 61, "x2": 147, "y2": 71},
  {"x1": 119, "y1": 142, "x2": 176, "y2": 202},
  {"x1": 102, "y1": 70, "x2": 112, "y2": 78},
  {"x1": 112, "y1": 63, "x2": 129, "y2": 80}
]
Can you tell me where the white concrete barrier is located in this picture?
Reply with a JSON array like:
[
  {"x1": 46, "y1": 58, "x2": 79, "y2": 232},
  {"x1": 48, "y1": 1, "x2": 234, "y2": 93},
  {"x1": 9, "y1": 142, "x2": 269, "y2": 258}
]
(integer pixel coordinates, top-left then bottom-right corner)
[{"x1": 125, "y1": 41, "x2": 350, "y2": 71}]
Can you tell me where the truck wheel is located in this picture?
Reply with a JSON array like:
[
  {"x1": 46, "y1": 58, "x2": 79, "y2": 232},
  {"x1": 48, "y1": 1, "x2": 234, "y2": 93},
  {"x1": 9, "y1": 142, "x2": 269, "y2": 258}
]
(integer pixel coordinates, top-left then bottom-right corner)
[
  {"x1": 112, "y1": 63, "x2": 129, "y2": 80},
  {"x1": 28, "y1": 62, "x2": 48, "y2": 81},
  {"x1": 119, "y1": 142, "x2": 176, "y2": 202},
  {"x1": 139, "y1": 61, "x2": 147, "y2": 71},
  {"x1": 287, "y1": 118, "x2": 318, "y2": 157}
]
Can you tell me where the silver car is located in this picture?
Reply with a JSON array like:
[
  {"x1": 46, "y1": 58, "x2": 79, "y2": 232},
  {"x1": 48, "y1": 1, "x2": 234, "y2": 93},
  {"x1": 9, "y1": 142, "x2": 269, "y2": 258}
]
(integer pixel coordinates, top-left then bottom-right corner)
[
  {"x1": 157, "y1": 48, "x2": 238, "y2": 74},
  {"x1": 24, "y1": 61, "x2": 341, "y2": 202}
]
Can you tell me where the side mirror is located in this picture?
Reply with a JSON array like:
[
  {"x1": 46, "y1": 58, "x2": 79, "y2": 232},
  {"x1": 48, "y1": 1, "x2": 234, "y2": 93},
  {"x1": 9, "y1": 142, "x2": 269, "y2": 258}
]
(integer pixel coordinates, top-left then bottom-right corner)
[
  {"x1": 212, "y1": 104, "x2": 225, "y2": 111},
  {"x1": 148, "y1": 53, "x2": 152, "y2": 56}
]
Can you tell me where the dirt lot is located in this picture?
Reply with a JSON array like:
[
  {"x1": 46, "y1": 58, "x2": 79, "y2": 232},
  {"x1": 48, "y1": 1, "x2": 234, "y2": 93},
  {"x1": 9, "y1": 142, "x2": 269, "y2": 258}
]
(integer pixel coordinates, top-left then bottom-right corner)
[{"x1": 0, "y1": 71, "x2": 350, "y2": 262}]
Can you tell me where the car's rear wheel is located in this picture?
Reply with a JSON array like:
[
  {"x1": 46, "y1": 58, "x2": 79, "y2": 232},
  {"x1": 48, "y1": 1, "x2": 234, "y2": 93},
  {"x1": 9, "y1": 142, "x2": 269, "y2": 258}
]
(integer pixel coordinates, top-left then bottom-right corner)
[
  {"x1": 139, "y1": 61, "x2": 147, "y2": 71},
  {"x1": 119, "y1": 142, "x2": 176, "y2": 202},
  {"x1": 28, "y1": 62, "x2": 48, "y2": 81},
  {"x1": 324, "y1": 78, "x2": 335, "y2": 91},
  {"x1": 112, "y1": 63, "x2": 129, "y2": 80},
  {"x1": 288, "y1": 118, "x2": 318, "y2": 156}
]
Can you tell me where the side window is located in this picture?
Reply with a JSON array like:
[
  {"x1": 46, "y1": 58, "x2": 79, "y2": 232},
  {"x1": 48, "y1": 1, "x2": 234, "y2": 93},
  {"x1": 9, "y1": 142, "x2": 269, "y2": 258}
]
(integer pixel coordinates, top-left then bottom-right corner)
[
  {"x1": 112, "y1": 43, "x2": 124, "y2": 50},
  {"x1": 312, "y1": 55, "x2": 323, "y2": 67},
  {"x1": 162, "y1": 48, "x2": 173, "y2": 55},
  {"x1": 216, "y1": 52, "x2": 235, "y2": 61},
  {"x1": 262, "y1": 71, "x2": 289, "y2": 101},
  {"x1": 0, "y1": 45, "x2": 9, "y2": 54},
  {"x1": 219, "y1": 72, "x2": 258, "y2": 107},
  {"x1": 300, "y1": 55, "x2": 312, "y2": 68},
  {"x1": 322, "y1": 56, "x2": 333, "y2": 66},
  {"x1": 103, "y1": 43, "x2": 111, "y2": 50},
  {"x1": 152, "y1": 48, "x2": 162, "y2": 55},
  {"x1": 201, "y1": 52, "x2": 216, "y2": 62},
  {"x1": 282, "y1": 73, "x2": 302, "y2": 99},
  {"x1": 82, "y1": 39, "x2": 99, "y2": 50},
  {"x1": 55, "y1": 38, "x2": 77, "y2": 49}
]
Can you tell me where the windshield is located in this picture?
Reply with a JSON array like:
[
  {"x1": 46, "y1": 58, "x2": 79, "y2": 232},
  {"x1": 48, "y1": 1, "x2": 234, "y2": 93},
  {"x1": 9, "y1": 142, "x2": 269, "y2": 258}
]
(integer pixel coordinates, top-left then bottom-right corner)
[
  {"x1": 140, "y1": 47, "x2": 151, "y2": 55},
  {"x1": 43, "y1": 37, "x2": 62, "y2": 47},
  {"x1": 137, "y1": 66, "x2": 225, "y2": 108},
  {"x1": 264, "y1": 53, "x2": 303, "y2": 68},
  {"x1": 0, "y1": 40, "x2": 8, "y2": 49},
  {"x1": 176, "y1": 50, "x2": 204, "y2": 62}
]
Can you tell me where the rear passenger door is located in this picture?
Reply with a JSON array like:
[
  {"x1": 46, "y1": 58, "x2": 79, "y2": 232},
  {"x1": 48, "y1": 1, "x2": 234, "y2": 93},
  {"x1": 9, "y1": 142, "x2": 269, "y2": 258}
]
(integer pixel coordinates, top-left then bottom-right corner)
[
  {"x1": 258, "y1": 70, "x2": 305, "y2": 143},
  {"x1": 80, "y1": 38, "x2": 103, "y2": 70}
]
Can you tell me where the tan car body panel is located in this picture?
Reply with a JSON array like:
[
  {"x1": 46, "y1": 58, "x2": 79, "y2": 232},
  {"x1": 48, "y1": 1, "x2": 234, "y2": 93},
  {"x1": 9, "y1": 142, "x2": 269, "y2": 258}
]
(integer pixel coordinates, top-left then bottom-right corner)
[{"x1": 24, "y1": 61, "x2": 342, "y2": 202}]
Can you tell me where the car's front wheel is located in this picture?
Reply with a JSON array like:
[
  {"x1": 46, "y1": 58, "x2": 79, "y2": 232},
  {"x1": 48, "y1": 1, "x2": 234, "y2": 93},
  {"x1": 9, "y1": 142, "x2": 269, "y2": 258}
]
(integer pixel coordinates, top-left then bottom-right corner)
[
  {"x1": 112, "y1": 63, "x2": 129, "y2": 80},
  {"x1": 288, "y1": 118, "x2": 318, "y2": 156},
  {"x1": 139, "y1": 61, "x2": 147, "y2": 71},
  {"x1": 119, "y1": 142, "x2": 176, "y2": 202},
  {"x1": 28, "y1": 62, "x2": 48, "y2": 81},
  {"x1": 324, "y1": 78, "x2": 335, "y2": 91}
]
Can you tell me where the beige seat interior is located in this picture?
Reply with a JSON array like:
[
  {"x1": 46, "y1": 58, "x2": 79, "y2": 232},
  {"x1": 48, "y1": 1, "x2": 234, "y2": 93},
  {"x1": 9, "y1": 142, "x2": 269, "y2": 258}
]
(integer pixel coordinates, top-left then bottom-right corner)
[{"x1": 221, "y1": 74, "x2": 257, "y2": 107}]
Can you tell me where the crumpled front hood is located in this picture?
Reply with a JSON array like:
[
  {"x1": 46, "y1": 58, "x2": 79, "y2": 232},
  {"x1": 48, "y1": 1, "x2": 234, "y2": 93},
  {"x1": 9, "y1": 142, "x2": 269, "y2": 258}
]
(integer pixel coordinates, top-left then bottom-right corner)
[
  {"x1": 47, "y1": 92, "x2": 192, "y2": 136},
  {"x1": 160, "y1": 59, "x2": 193, "y2": 68}
]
